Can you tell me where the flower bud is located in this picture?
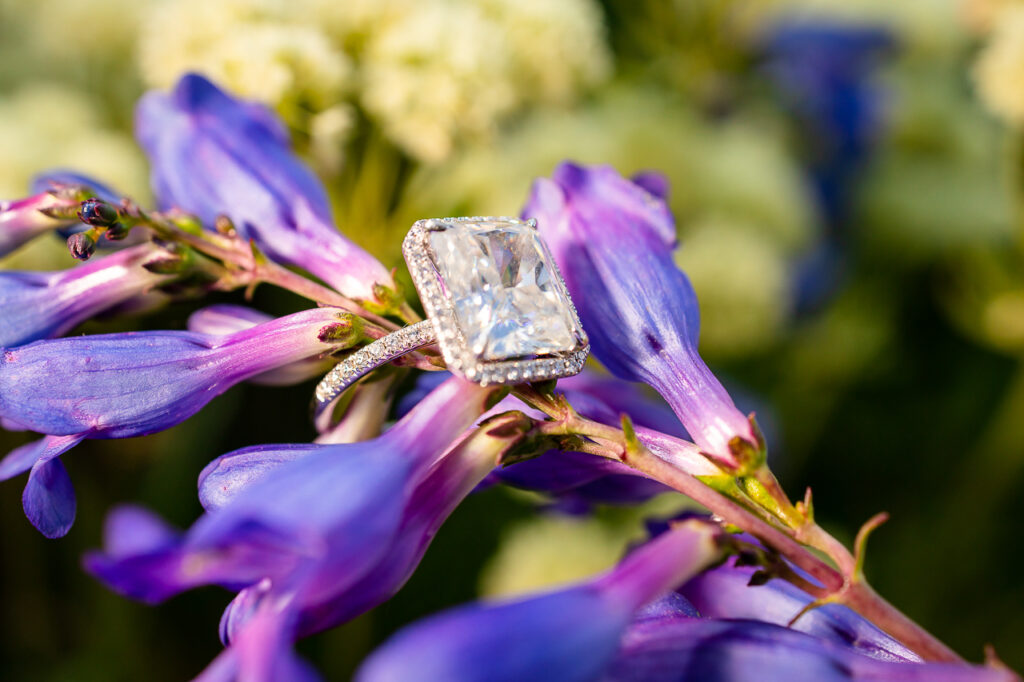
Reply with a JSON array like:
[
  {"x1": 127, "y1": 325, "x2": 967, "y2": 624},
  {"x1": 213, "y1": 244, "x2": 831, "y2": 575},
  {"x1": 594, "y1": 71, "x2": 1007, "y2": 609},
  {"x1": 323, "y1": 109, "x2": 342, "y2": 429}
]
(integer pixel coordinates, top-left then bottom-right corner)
[
  {"x1": 77, "y1": 198, "x2": 120, "y2": 227},
  {"x1": 66, "y1": 231, "x2": 97, "y2": 260}
]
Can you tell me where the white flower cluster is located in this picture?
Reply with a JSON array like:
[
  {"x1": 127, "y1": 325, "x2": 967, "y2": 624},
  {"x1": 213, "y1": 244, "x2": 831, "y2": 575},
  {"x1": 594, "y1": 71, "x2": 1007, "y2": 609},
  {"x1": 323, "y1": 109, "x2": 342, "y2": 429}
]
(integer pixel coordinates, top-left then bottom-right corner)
[
  {"x1": 138, "y1": 0, "x2": 352, "y2": 117},
  {"x1": 135, "y1": 0, "x2": 612, "y2": 163}
]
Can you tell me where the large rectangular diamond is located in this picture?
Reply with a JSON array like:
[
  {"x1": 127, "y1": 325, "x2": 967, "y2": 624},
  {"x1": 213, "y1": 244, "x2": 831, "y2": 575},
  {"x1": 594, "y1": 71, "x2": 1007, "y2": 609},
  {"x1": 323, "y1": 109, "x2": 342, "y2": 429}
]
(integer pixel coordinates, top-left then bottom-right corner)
[{"x1": 403, "y1": 217, "x2": 588, "y2": 385}]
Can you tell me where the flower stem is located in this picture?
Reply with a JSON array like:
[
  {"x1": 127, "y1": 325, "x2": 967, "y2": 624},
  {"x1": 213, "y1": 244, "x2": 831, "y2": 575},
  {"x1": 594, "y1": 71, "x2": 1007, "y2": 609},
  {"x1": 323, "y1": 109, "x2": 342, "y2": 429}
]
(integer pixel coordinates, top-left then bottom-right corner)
[
  {"x1": 842, "y1": 581, "x2": 963, "y2": 663},
  {"x1": 557, "y1": 411, "x2": 964, "y2": 663}
]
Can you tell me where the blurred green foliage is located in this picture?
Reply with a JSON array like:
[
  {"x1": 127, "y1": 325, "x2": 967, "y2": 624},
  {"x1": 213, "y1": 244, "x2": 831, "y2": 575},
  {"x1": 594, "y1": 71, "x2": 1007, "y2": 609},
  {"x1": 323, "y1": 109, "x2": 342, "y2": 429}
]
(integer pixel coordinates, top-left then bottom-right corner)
[{"x1": 2, "y1": 0, "x2": 1024, "y2": 677}]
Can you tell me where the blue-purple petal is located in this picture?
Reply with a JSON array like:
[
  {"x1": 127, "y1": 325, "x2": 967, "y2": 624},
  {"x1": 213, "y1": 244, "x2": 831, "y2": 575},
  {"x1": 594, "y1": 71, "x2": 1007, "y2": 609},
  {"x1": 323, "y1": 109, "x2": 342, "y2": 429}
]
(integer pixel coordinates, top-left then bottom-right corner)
[
  {"x1": 23, "y1": 456, "x2": 76, "y2": 538},
  {"x1": 356, "y1": 587, "x2": 628, "y2": 682},
  {"x1": 136, "y1": 74, "x2": 392, "y2": 299}
]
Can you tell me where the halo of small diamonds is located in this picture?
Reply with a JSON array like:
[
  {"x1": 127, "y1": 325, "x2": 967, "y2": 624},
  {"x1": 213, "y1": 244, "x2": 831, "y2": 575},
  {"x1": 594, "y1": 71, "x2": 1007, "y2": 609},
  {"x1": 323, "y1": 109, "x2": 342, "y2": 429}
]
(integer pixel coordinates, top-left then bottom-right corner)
[{"x1": 403, "y1": 216, "x2": 589, "y2": 387}]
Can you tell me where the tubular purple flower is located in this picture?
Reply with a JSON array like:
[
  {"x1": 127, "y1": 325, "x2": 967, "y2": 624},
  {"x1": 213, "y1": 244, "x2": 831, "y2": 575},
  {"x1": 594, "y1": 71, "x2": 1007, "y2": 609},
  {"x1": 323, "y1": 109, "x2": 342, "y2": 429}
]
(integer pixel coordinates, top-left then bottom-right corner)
[
  {"x1": 524, "y1": 162, "x2": 759, "y2": 470},
  {"x1": 136, "y1": 74, "x2": 393, "y2": 301},
  {"x1": 606, "y1": 605, "x2": 1015, "y2": 682},
  {"x1": 88, "y1": 377, "x2": 497, "y2": 600},
  {"x1": 679, "y1": 556, "x2": 919, "y2": 663},
  {"x1": 187, "y1": 305, "x2": 334, "y2": 386},
  {"x1": 0, "y1": 191, "x2": 83, "y2": 256},
  {"x1": 0, "y1": 307, "x2": 355, "y2": 537},
  {"x1": 86, "y1": 378, "x2": 520, "y2": 679},
  {"x1": 0, "y1": 244, "x2": 171, "y2": 347},
  {"x1": 355, "y1": 520, "x2": 722, "y2": 682}
]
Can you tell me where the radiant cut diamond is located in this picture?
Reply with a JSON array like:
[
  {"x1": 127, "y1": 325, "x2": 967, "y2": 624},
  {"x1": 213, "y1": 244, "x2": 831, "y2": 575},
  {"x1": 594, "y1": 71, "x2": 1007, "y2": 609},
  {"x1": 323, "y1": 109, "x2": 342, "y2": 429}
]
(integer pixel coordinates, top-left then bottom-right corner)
[{"x1": 425, "y1": 219, "x2": 584, "y2": 361}]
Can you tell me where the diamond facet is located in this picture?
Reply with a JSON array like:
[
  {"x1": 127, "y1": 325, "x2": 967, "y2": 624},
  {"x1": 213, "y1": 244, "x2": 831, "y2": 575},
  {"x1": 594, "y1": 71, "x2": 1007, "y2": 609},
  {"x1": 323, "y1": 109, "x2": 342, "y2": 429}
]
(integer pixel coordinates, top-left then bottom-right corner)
[{"x1": 425, "y1": 219, "x2": 584, "y2": 361}]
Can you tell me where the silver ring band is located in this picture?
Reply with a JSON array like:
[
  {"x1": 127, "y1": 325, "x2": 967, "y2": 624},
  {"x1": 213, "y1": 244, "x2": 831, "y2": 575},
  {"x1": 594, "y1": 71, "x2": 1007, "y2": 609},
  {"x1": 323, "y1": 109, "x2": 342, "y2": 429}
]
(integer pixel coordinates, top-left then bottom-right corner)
[{"x1": 314, "y1": 320, "x2": 435, "y2": 415}]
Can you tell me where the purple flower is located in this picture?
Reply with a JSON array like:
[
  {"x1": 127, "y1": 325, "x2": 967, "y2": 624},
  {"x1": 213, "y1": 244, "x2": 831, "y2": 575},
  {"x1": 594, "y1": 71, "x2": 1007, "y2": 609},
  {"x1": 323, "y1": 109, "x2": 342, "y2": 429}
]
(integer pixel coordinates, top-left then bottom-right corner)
[
  {"x1": 136, "y1": 74, "x2": 393, "y2": 301},
  {"x1": 0, "y1": 307, "x2": 354, "y2": 537},
  {"x1": 607, "y1": 601, "x2": 1013, "y2": 682},
  {"x1": 524, "y1": 163, "x2": 759, "y2": 470},
  {"x1": 0, "y1": 190, "x2": 83, "y2": 256},
  {"x1": 764, "y1": 22, "x2": 893, "y2": 227},
  {"x1": 763, "y1": 22, "x2": 895, "y2": 312},
  {"x1": 86, "y1": 378, "x2": 523, "y2": 678},
  {"x1": 0, "y1": 244, "x2": 170, "y2": 348},
  {"x1": 679, "y1": 557, "x2": 918, "y2": 662},
  {"x1": 355, "y1": 520, "x2": 722, "y2": 682},
  {"x1": 187, "y1": 305, "x2": 333, "y2": 386}
]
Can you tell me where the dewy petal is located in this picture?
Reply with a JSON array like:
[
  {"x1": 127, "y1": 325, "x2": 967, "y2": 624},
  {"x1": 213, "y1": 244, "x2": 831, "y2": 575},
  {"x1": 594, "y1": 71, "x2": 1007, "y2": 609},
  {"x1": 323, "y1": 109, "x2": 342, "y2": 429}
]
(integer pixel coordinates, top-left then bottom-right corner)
[
  {"x1": 355, "y1": 521, "x2": 722, "y2": 682},
  {"x1": 679, "y1": 557, "x2": 920, "y2": 663},
  {"x1": 136, "y1": 74, "x2": 393, "y2": 300},
  {"x1": 524, "y1": 162, "x2": 757, "y2": 468},
  {"x1": 0, "y1": 244, "x2": 170, "y2": 347}
]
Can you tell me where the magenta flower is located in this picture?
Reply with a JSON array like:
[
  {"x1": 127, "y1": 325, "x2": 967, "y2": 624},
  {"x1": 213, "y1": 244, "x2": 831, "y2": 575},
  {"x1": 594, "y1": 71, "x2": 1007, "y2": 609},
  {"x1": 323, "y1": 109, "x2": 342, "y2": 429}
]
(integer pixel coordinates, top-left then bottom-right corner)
[
  {"x1": 524, "y1": 162, "x2": 760, "y2": 470},
  {"x1": 0, "y1": 307, "x2": 354, "y2": 537}
]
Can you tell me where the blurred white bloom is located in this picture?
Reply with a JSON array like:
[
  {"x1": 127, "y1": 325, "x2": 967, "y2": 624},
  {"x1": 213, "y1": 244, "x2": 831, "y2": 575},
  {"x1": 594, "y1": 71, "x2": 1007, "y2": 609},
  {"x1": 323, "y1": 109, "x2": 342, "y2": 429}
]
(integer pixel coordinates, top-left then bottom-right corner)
[
  {"x1": 361, "y1": 2, "x2": 517, "y2": 163},
  {"x1": 301, "y1": 0, "x2": 413, "y2": 53},
  {"x1": 974, "y1": 6, "x2": 1024, "y2": 124},
  {"x1": 473, "y1": 0, "x2": 612, "y2": 105},
  {"x1": 309, "y1": 104, "x2": 357, "y2": 173},
  {"x1": 138, "y1": 0, "x2": 351, "y2": 117},
  {"x1": 0, "y1": 84, "x2": 148, "y2": 201}
]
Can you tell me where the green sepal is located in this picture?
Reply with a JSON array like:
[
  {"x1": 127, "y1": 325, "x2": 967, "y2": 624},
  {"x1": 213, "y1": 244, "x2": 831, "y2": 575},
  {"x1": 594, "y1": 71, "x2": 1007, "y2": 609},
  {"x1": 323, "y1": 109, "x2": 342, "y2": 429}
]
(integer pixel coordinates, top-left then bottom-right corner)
[
  {"x1": 482, "y1": 411, "x2": 551, "y2": 466},
  {"x1": 142, "y1": 241, "x2": 195, "y2": 275},
  {"x1": 620, "y1": 413, "x2": 646, "y2": 459},
  {"x1": 697, "y1": 473, "x2": 745, "y2": 497},
  {"x1": 317, "y1": 313, "x2": 365, "y2": 348},
  {"x1": 360, "y1": 280, "x2": 409, "y2": 318},
  {"x1": 166, "y1": 212, "x2": 205, "y2": 236},
  {"x1": 738, "y1": 476, "x2": 793, "y2": 524}
]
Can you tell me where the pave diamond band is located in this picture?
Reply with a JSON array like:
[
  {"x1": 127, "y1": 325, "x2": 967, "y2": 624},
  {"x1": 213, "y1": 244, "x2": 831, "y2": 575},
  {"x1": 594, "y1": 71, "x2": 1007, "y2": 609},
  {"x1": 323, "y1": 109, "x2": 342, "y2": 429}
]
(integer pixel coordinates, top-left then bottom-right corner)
[
  {"x1": 314, "y1": 216, "x2": 589, "y2": 416},
  {"x1": 314, "y1": 320, "x2": 435, "y2": 414}
]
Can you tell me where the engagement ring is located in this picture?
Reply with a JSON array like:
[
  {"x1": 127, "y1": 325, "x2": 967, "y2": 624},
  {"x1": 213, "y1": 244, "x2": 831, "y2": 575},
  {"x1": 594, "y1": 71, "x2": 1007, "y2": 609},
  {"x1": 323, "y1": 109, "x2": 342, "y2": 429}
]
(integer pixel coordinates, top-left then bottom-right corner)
[{"x1": 314, "y1": 217, "x2": 590, "y2": 415}]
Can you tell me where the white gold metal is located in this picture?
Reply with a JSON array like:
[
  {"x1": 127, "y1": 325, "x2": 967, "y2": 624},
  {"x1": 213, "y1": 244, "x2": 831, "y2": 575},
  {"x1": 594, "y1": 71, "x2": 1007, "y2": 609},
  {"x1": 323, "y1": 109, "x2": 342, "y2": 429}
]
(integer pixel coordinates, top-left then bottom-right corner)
[
  {"x1": 314, "y1": 216, "x2": 589, "y2": 414},
  {"x1": 314, "y1": 320, "x2": 435, "y2": 413}
]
